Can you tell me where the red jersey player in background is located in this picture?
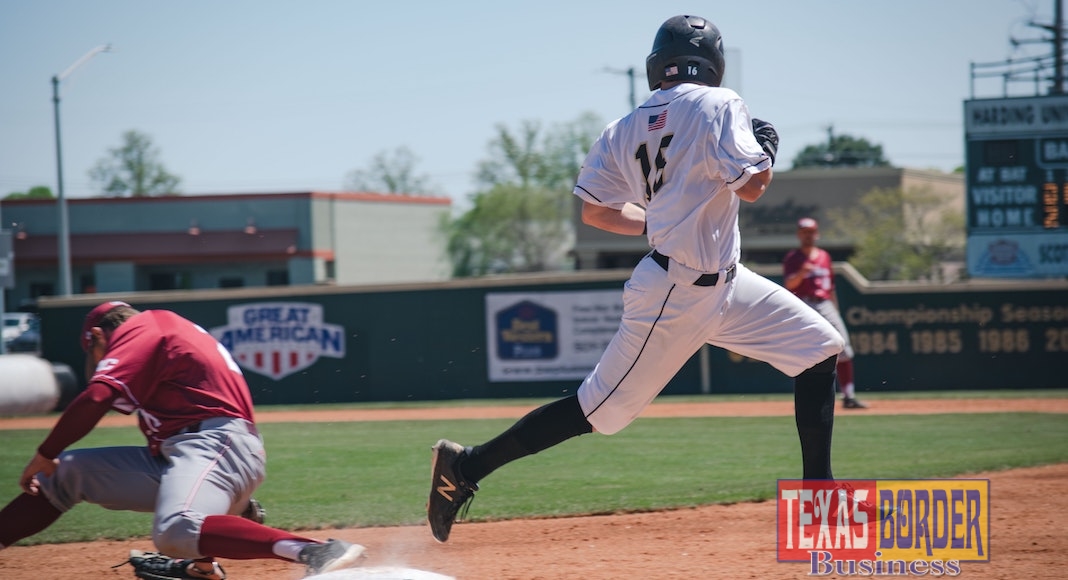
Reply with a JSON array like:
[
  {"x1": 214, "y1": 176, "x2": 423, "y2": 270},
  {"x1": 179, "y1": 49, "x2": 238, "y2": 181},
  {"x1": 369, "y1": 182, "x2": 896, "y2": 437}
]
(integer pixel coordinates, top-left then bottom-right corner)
[
  {"x1": 783, "y1": 218, "x2": 868, "y2": 409},
  {"x1": 0, "y1": 301, "x2": 365, "y2": 579}
]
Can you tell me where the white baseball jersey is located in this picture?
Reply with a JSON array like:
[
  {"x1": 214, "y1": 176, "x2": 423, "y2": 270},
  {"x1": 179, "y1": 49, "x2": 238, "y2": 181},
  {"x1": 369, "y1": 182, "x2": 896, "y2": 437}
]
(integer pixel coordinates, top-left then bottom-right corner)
[
  {"x1": 574, "y1": 83, "x2": 771, "y2": 275},
  {"x1": 571, "y1": 82, "x2": 843, "y2": 435}
]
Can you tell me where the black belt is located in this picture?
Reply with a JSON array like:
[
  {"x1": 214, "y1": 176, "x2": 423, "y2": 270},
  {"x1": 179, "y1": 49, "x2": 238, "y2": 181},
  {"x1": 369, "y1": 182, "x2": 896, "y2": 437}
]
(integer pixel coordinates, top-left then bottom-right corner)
[{"x1": 651, "y1": 250, "x2": 736, "y2": 287}]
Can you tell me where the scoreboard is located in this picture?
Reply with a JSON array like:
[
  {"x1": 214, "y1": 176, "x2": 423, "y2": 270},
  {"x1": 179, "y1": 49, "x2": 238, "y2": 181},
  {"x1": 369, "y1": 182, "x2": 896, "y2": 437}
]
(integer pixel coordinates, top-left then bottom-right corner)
[{"x1": 965, "y1": 95, "x2": 1068, "y2": 278}]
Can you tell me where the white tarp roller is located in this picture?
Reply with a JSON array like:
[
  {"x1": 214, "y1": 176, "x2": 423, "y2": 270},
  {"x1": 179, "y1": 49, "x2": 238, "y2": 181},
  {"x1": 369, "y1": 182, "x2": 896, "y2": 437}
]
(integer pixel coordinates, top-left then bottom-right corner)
[{"x1": 0, "y1": 354, "x2": 60, "y2": 415}]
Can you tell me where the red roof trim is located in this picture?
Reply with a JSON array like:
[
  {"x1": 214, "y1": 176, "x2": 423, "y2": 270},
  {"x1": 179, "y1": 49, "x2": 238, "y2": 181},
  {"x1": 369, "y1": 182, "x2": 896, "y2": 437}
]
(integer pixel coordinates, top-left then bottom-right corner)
[{"x1": 11, "y1": 229, "x2": 333, "y2": 266}]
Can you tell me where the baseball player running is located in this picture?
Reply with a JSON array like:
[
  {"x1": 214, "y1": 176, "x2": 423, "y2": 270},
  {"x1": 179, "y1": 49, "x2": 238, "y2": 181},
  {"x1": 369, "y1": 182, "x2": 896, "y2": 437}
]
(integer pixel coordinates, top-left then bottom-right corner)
[
  {"x1": 0, "y1": 301, "x2": 364, "y2": 579},
  {"x1": 428, "y1": 14, "x2": 855, "y2": 543},
  {"x1": 783, "y1": 217, "x2": 868, "y2": 409}
]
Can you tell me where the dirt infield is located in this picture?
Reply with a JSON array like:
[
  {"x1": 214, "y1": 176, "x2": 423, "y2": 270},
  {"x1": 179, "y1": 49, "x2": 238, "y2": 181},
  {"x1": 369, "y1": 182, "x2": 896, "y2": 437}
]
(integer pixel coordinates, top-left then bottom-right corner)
[{"x1": 1, "y1": 398, "x2": 1065, "y2": 579}]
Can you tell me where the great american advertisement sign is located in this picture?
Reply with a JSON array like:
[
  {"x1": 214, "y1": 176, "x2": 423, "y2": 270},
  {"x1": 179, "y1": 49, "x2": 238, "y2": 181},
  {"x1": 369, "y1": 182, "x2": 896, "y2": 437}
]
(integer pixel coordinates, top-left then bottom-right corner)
[{"x1": 210, "y1": 301, "x2": 345, "y2": 380}]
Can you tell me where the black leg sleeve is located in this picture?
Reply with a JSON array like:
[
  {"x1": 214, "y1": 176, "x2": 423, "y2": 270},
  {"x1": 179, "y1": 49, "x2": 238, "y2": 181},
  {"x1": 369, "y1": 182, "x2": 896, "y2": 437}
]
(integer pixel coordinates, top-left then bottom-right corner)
[
  {"x1": 794, "y1": 355, "x2": 838, "y2": 480},
  {"x1": 461, "y1": 394, "x2": 593, "y2": 484}
]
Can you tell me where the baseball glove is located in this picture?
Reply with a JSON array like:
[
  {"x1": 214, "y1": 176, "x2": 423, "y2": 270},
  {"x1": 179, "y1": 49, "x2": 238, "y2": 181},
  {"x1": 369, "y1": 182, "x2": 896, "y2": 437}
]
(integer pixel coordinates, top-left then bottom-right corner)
[
  {"x1": 751, "y1": 118, "x2": 779, "y2": 166},
  {"x1": 114, "y1": 550, "x2": 227, "y2": 580},
  {"x1": 241, "y1": 497, "x2": 266, "y2": 524}
]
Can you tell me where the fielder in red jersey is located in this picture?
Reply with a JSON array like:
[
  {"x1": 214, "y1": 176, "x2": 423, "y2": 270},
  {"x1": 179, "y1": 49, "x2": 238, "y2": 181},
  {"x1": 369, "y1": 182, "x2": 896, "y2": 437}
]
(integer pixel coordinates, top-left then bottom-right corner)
[
  {"x1": 783, "y1": 218, "x2": 869, "y2": 409},
  {"x1": 0, "y1": 302, "x2": 364, "y2": 579}
]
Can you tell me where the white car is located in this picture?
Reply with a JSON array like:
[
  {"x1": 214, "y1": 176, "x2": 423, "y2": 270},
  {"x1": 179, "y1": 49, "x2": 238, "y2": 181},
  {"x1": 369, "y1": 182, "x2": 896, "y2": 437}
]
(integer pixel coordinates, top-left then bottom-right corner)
[{"x1": 2, "y1": 313, "x2": 34, "y2": 344}]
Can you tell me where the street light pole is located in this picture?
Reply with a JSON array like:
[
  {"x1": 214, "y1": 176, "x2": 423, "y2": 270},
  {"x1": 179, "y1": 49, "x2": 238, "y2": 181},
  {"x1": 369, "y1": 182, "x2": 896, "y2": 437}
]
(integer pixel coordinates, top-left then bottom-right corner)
[{"x1": 52, "y1": 43, "x2": 111, "y2": 297}]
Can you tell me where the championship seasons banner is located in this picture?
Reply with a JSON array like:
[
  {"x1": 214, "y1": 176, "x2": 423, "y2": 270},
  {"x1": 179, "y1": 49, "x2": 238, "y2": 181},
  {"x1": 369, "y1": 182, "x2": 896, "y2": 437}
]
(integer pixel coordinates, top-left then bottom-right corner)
[
  {"x1": 776, "y1": 479, "x2": 989, "y2": 576},
  {"x1": 485, "y1": 290, "x2": 623, "y2": 382}
]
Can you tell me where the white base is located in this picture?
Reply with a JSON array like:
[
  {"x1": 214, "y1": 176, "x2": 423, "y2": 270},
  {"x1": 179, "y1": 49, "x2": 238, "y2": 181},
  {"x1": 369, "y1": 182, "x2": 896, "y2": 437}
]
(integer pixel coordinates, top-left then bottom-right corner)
[{"x1": 305, "y1": 566, "x2": 455, "y2": 580}]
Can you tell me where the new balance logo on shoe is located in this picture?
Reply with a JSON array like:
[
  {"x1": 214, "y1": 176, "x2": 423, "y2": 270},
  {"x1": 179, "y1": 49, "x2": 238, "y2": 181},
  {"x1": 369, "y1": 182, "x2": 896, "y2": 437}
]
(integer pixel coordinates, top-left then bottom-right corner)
[{"x1": 436, "y1": 475, "x2": 458, "y2": 500}]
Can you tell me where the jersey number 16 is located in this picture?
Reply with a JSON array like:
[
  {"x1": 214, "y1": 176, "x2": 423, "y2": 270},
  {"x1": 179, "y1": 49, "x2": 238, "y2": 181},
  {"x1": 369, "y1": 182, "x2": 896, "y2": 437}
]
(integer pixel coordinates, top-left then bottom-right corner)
[{"x1": 635, "y1": 135, "x2": 673, "y2": 202}]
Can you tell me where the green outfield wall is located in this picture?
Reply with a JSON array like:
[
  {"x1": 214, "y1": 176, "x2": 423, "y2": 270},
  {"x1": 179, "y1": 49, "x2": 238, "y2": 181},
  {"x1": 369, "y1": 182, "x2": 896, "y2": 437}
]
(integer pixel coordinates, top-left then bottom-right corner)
[{"x1": 35, "y1": 267, "x2": 1067, "y2": 408}]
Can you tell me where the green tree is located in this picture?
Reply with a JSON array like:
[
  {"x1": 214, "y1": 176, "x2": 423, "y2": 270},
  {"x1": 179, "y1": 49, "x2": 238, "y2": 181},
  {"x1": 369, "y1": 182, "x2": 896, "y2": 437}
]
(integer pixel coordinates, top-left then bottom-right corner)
[
  {"x1": 89, "y1": 130, "x2": 181, "y2": 197},
  {"x1": 4, "y1": 185, "x2": 55, "y2": 200},
  {"x1": 826, "y1": 187, "x2": 964, "y2": 281},
  {"x1": 344, "y1": 146, "x2": 436, "y2": 194},
  {"x1": 447, "y1": 183, "x2": 568, "y2": 275},
  {"x1": 474, "y1": 113, "x2": 602, "y2": 191},
  {"x1": 446, "y1": 112, "x2": 603, "y2": 277},
  {"x1": 792, "y1": 130, "x2": 890, "y2": 169}
]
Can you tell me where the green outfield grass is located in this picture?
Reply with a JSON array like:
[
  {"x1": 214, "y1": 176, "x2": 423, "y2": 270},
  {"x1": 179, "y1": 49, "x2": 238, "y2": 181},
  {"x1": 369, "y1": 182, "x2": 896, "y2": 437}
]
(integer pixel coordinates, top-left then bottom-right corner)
[{"x1": 1, "y1": 391, "x2": 1066, "y2": 546}]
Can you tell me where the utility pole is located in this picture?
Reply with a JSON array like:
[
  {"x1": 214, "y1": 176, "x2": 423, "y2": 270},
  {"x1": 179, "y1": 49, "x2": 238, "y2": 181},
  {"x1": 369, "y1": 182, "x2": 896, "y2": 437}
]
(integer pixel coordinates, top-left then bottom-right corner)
[
  {"x1": 972, "y1": 0, "x2": 1065, "y2": 97},
  {"x1": 1056, "y1": 0, "x2": 1064, "y2": 94},
  {"x1": 824, "y1": 124, "x2": 838, "y2": 164},
  {"x1": 53, "y1": 44, "x2": 111, "y2": 296},
  {"x1": 1026, "y1": 0, "x2": 1065, "y2": 94}
]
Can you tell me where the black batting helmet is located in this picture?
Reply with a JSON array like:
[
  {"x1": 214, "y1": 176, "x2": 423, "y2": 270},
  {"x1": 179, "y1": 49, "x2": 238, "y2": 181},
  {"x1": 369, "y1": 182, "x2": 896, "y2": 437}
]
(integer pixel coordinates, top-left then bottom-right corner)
[{"x1": 645, "y1": 15, "x2": 726, "y2": 90}]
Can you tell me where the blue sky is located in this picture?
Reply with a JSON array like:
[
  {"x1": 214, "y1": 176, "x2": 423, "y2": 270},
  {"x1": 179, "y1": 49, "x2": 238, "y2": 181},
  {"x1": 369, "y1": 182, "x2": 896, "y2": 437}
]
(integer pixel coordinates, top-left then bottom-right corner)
[{"x1": 0, "y1": 1, "x2": 1053, "y2": 205}]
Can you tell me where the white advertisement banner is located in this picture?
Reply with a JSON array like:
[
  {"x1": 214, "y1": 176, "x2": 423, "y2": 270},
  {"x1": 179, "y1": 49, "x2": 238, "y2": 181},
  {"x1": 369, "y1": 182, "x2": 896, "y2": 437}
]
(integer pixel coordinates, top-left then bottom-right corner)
[
  {"x1": 966, "y1": 232, "x2": 1068, "y2": 277},
  {"x1": 485, "y1": 289, "x2": 623, "y2": 382}
]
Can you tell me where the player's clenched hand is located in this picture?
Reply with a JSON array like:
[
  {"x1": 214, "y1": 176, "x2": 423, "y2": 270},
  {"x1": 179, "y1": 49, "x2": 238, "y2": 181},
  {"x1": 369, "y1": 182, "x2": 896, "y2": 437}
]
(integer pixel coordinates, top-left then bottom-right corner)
[
  {"x1": 19, "y1": 453, "x2": 58, "y2": 495},
  {"x1": 751, "y1": 118, "x2": 779, "y2": 166}
]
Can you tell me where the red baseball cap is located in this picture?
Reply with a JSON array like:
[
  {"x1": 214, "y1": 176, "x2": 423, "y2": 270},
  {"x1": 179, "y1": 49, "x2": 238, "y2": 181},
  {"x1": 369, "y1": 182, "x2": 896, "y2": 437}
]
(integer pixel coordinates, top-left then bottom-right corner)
[
  {"x1": 81, "y1": 301, "x2": 131, "y2": 352},
  {"x1": 797, "y1": 217, "x2": 819, "y2": 230}
]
